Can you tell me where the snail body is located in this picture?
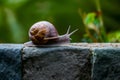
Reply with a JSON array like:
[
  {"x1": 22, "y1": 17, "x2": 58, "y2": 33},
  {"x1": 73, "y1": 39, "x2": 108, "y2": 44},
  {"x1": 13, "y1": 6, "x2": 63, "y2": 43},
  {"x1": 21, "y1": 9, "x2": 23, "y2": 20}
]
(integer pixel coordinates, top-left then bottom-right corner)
[{"x1": 24, "y1": 21, "x2": 78, "y2": 46}]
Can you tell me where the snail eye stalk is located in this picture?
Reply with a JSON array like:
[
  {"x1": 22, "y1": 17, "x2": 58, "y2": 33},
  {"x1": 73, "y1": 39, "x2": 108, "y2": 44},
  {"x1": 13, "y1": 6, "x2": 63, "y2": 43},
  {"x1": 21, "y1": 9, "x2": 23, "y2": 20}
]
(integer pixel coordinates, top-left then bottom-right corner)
[{"x1": 66, "y1": 25, "x2": 78, "y2": 36}]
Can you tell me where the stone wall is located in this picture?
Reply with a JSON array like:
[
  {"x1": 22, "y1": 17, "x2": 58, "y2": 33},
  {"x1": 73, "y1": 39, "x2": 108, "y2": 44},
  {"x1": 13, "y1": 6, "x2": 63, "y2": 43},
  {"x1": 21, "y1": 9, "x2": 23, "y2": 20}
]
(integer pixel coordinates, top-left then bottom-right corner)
[{"x1": 0, "y1": 43, "x2": 120, "y2": 80}]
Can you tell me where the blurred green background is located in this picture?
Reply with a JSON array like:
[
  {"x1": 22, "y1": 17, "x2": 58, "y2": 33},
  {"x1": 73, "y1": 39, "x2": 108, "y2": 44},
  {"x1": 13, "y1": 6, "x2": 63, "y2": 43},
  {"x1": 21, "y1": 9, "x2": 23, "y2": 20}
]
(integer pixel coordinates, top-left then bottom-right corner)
[{"x1": 0, "y1": 0, "x2": 120, "y2": 43}]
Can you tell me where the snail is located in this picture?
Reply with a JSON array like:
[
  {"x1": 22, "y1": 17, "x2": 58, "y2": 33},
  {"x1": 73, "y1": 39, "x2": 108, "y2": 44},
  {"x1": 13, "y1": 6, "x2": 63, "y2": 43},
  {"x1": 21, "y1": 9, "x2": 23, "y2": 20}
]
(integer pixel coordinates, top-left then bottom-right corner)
[{"x1": 24, "y1": 21, "x2": 78, "y2": 46}]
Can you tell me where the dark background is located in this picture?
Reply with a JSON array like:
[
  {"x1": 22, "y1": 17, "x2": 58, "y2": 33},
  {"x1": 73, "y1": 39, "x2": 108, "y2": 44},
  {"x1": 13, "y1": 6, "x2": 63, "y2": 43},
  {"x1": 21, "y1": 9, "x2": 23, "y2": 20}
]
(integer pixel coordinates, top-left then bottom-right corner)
[{"x1": 0, "y1": 0, "x2": 120, "y2": 43}]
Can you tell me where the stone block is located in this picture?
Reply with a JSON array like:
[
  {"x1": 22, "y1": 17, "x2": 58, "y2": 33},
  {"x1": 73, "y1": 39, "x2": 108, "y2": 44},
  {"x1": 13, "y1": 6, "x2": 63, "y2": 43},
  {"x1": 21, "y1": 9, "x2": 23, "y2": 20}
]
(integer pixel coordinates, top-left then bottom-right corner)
[
  {"x1": 0, "y1": 44, "x2": 23, "y2": 80},
  {"x1": 22, "y1": 46, "x2": 92, "y2": 80},
  {"x1": 92, "y1": 48, "x2": 120, "y2": 80}
]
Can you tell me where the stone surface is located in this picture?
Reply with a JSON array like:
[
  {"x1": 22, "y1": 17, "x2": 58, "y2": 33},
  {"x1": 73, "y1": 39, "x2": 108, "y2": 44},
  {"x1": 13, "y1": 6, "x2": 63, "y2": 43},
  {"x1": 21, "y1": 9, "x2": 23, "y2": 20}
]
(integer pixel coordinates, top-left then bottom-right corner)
[
  {"x1": 0, "y1": 44, "x2": 23, "y2": 80},
  {"x1": 22, "y1": 46, "x2": 92, "y2": 80},
  {"x1": 92, "y1": 48, "x2": 120, "y2": 80},
  {"x1": 0, "y1": 43, "x2": 120, "y2": 80}
]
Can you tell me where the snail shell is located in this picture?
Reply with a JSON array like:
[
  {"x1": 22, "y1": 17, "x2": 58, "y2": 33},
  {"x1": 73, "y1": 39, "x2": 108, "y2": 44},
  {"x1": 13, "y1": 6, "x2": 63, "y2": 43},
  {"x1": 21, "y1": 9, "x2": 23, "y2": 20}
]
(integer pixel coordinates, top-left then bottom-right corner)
[
  {"x1": 24, "y1": 21, "x2": 78, "y2": 46},
  {"x1": 29, "y1": 21, "x2": 58, "y2": 45}
]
